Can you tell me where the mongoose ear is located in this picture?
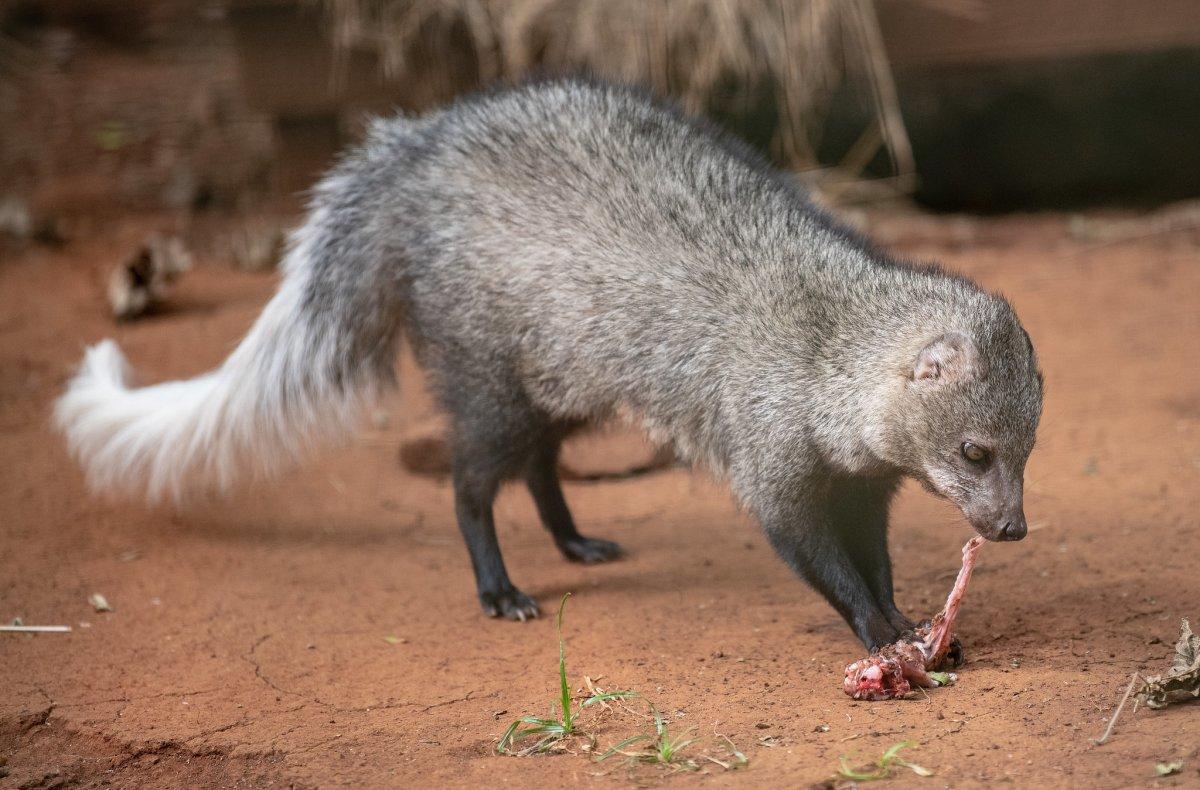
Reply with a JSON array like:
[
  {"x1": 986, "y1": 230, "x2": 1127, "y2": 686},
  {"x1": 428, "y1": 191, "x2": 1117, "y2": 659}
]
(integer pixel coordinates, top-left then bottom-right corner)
[{"x1": 912, "y1": 332, "x2": 980, "y2": 383}]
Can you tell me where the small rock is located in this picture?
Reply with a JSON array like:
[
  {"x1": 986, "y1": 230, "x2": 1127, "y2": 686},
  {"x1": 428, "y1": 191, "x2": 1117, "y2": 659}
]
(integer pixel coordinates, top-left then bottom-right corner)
[
  {"x1": 0, "y1": 196, "x2": 32, "y2": 240},
  {"x1": 88, "y1": 593, "x2": 114, "y2": 612}
]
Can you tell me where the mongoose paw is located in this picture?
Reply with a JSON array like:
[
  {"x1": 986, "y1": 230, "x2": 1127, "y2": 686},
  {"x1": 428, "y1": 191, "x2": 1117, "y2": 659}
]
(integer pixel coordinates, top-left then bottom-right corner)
[
  {"x1": 885, "y1": 609, "x2": 916, "y2": 634},
  {"x1": 480, "y1": 589, "x2": 540, "y2": 622},
  {"x1": 559, "y1": 536, "x2": 623, "y2": 564},
  {"x1": 896, "y1": 618, "x2": 932, "y2": 646}
]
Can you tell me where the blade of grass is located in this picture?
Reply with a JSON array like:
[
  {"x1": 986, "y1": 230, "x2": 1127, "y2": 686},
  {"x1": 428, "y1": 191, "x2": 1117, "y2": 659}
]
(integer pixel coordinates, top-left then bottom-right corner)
[
  {"x1": 595, "y1": 734, "x2": 651, "y2": 761},
  {"x1": 896, "y1": 758, "x2": 934, "y2": 777},
  {"x1": 716, "y1": 733, "x2": 749, "y2": 769},
  {"x1": 582, "y1": 690, "x2": 639, "y2": 707},
  {"x1": 838, "y1": 756, "x2": 888, "y2": 781},
  {"x1": 557, "y1": 593, "x2": 572, "y2": 730},
  {"x1": 496, "y1": 719, "x2": 523, "y2": 755},
  {"x1": 885, "y1": 740, "x2": 933, "y2": 777},
  {"x1": 838, "y1": 741, "x2": 932, "y2": 781},
  {"x1": 497, "y1": 717, "x2": 570, "y2": 754},
  {"x1": 496, "y1": 592, "x2": 583, "y2": 754}
]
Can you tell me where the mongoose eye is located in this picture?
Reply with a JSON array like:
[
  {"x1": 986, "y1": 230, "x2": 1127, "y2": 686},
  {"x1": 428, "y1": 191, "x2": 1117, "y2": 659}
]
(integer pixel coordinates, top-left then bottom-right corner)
[{"x1": 960, "y1": 442, "x2": 989, "y2": 464}]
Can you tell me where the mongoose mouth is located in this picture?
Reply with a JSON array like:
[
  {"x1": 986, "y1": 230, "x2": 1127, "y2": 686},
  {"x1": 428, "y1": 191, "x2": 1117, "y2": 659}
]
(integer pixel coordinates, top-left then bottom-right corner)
[{"x1": 970, "y1": 515, "x2": 1028, "y2": 542}]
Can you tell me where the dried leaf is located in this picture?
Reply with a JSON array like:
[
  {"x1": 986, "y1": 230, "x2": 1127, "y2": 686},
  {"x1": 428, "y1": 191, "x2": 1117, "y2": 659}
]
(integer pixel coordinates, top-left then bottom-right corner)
[
  {"x1": 1139, "y1": 619, "x2": 1200, "y2": 710},
  {"x1": 1168, "y1": 620, "x2": 1199, "y2": 676}
]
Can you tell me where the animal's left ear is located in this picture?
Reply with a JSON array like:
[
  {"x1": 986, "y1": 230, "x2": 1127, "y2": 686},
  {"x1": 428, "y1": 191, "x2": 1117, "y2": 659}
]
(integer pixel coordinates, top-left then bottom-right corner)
[{"x1": 911, "y1": 332, "x2": 982, "y2": 383}]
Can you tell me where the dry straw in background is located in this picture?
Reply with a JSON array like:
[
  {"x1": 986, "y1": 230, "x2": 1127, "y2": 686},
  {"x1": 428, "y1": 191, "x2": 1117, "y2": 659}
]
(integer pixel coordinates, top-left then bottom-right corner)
[{"x1": 324, "y1": 0, "x2": 914, "y2": 188}]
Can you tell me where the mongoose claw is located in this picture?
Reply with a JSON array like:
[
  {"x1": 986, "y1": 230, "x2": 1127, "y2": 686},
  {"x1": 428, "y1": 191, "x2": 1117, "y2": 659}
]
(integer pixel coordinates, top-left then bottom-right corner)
[{"x1": 481, "y1": 589, "x2": 540, "y2": 622}]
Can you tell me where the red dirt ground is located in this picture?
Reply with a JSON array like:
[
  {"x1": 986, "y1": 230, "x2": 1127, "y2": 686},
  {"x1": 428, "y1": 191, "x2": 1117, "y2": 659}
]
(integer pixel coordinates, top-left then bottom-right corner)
[{"x1": 2, "y1": 211, "x2": 1199, "y2": 787}]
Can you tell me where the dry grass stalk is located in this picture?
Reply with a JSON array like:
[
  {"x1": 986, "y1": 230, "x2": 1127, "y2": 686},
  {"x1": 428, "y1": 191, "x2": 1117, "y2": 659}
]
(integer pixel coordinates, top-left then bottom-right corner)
[{"x1": 323, "y1": 0, "x2": 913, "y2": 180}]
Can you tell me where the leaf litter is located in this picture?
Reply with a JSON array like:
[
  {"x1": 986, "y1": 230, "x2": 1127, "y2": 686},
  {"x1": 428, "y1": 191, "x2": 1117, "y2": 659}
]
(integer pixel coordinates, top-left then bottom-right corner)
[{"x1": 1096, "y1": 618, "x2": 1200, "y2": 744}]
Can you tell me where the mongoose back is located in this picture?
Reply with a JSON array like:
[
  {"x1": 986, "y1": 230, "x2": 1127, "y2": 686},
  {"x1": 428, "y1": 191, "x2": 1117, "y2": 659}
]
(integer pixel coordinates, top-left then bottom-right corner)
[{"x1": 56, "y1": 79, "x2": 1043, "y2": 650}]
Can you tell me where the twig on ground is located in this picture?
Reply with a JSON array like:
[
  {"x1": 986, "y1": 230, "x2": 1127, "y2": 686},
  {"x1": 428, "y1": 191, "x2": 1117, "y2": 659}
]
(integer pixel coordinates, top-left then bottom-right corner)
[{"x1": 1095, "y1": 671, "x2": 1140, "y2": 745}]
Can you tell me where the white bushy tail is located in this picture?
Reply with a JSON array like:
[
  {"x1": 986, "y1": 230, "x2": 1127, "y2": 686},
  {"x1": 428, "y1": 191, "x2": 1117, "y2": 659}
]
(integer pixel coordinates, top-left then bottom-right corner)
[{"x1": 56, "y1": 220, "x2": 395, "y2": 503}]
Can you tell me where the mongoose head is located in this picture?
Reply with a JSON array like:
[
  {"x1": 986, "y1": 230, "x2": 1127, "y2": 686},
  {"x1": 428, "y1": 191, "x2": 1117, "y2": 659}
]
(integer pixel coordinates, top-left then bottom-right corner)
[{"x1": 890, "y1": 315, "x2": 1043, "y2": 542}]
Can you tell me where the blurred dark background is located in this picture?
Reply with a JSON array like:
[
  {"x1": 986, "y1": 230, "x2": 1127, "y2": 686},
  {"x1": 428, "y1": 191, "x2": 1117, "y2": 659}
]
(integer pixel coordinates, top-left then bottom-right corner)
[{"x1": 2, "y1": 0, "x2": 1199, "y2": 226}]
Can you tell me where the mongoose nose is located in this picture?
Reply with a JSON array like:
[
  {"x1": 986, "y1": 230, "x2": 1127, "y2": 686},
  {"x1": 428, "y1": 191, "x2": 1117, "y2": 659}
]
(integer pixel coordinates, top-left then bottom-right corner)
[{"x1": 1000, "y1": 519, "x2": 1027, "y2": 541}]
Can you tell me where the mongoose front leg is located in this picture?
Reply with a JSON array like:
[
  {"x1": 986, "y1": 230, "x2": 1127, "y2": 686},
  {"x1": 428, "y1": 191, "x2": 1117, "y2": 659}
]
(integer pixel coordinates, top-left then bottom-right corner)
[
  {"x1": 452, "y1": 463, "x2": 539, "y2": 621},
  {"x1": 761, "y1": 495, "x2": 901, "y2": 651},
  {"x1": 828, "y1": 475, "x2": 912, "y2": 634},
  {"x1": 525, "y1": 442, "x2": 623, "y2": 564}
]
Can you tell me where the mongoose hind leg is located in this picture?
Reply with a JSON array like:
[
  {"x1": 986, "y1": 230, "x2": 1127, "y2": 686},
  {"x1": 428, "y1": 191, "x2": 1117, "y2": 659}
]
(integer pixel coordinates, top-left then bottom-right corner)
[
  {"x1": 524, "y1": 427, "x2": 624, "y2": 564},
  {"x1": 449, "y1": 394, "x2": 548, "y2": 622},
  {"x1": 452, "y1": 454, "x2": 540, "y2": 621}
]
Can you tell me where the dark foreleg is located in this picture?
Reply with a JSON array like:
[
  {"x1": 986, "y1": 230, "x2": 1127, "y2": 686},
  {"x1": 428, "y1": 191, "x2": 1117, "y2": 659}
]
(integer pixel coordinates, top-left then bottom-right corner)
[
  {"x1": 828, "y1": 475, "x2": 911, "y2": 633},
  {"x1": 760, "y1": 491, "x2": 903, "y2": 651},
  {"x1": 828, "y1": 475, "x2": 963, "y2": 664}
]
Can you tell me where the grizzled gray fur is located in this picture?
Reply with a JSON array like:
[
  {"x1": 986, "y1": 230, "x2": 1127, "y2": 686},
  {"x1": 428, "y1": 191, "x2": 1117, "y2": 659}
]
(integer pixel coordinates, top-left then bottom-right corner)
[{"x1": 57, "y1": 79, "x2": 1043, "y2": 650}]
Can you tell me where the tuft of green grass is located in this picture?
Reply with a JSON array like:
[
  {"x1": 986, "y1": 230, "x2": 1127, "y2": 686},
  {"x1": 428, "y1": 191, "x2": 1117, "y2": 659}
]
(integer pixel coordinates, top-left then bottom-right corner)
[
  {"x1": 837, "y1": 741, "x2": 933, "y2": 781},
  {"x1": 494, "y1": 593, "x2": 747, "y2": 771},
  {"x1": 495, "y1": 594, "x2": 637, "y2": 756},
  {"x1": 597, "y1": 705, "x2": 701, "y2": 770},
  {"x1": 926, "y1": 670, "x2": 955, "y2": 686}
]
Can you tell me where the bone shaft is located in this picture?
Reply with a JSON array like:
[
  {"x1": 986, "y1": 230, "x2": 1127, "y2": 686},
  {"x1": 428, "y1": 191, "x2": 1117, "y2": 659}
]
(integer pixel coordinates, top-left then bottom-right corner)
[{"x1": 924, "y1": 536, "x2": 985, "y2": 656}]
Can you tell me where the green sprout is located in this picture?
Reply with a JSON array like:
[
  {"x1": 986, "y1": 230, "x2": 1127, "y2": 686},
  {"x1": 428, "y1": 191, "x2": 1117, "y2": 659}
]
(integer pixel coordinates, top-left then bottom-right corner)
[
  {"x1": 837, "y1": 741, "x2": 933, "y2": 781},
  {"x1": 597, "y1": 705, "x2": 700, "y2": 770},
  {"x1": 926, "y1": 670, "x2": 956, "y2": 686},
  {"x1": 495, "y1": 593, "x2": 637, "y2": 755}
]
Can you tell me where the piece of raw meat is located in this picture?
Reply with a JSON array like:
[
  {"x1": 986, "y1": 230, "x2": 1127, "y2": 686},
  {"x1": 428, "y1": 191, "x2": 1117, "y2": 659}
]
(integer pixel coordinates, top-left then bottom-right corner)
[{"x1": 844, "y1": 536, "x2": 985, "y2": 700}]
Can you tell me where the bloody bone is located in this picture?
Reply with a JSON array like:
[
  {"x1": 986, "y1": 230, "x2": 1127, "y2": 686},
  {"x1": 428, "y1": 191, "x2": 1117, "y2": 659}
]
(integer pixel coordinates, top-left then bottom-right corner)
[{"x1": 844, "y1": 536, "x2": 985, "y2": 700}]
